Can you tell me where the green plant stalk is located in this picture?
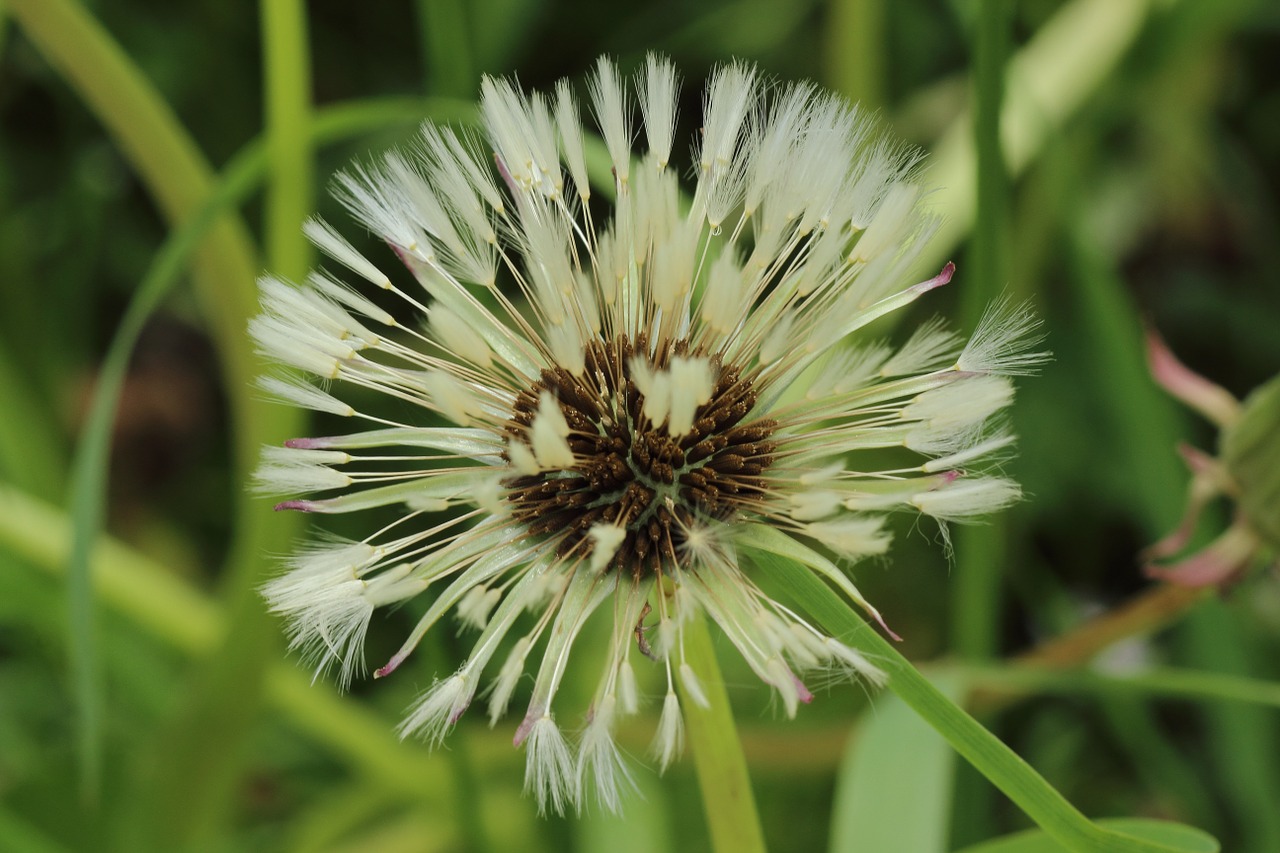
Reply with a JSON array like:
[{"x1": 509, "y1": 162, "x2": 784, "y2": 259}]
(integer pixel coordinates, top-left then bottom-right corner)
[
  {"x1": 417, "y1": 0, "x2": 475, "y2": 98},
  {"x1": 138, "y1": 4, "x2": 317, "y2": 843},
  {"x1": 952, "y1": 0, "x2": 1011, "y2": 666},
  {"x1": 679, "y1": 613, "x2": 767, "y2": 853},
  {"x1": 824, "y1": 0, "x2": 885, "y2": 111},
  {"x1": 914, "y1": 0, "x2": 1154, "y2": 277},
  {"x1": 6, "y1": 0, "x2": 271, "y2": 803},
  {"x1": 751, "y1": 548, "x2": 1204, "y2": 853},
  {"x1": 261, "y1": 0, "x2": 314, "y2": 281},
  {"x1": 0, "y1": 482, "x2": 452, "y2": 804}
]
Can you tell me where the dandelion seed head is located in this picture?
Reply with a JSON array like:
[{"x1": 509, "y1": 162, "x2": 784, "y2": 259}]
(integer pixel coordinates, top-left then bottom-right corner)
[{"x1": 254, "y1": 55, "x2": 1041, "y2": 814}]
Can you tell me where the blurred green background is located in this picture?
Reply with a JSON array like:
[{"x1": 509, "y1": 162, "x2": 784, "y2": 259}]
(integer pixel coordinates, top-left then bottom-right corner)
[{"x1": 1, "y1": 0, "x2": 1278, "y2": 851}]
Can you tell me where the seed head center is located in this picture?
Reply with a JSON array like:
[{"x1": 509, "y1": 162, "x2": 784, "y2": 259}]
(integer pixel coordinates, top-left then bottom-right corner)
[{"x1": 504, "y1": 334, "x2": 777, "y2": 577}]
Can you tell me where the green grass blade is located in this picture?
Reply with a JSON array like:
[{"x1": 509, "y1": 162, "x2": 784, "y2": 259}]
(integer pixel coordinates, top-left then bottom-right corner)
[
  {"x1": 823, "y1": 0, "x2": 886, "y2": 111},
  {"x1": 681, "y1": 612, "x2": 767, "y2": 853},
  {"x1": 968, "y1": 663, "x2": 1280, "y2": 711},
  {"x1": 830, "y1": 671, "x2": 962, "y2": 853},
  {"x1": 954, "y1": 818, "x2": 1219, "y2": 853},
  {"x1": 416, "y1": 0, "x2": 476, "y2": 98},
  {"x1": 915, "y1": 0, "x2": 1153, "y2": 276},
  {"x1": 6, "y1": 0, "x2": 266, "y2": 803},
  {"x1": 0, "y1": 344, "x2": 64, "y2": 502},
  {"x1": 261, "y1": 0, "x2": 314, "y2": 280},
  {"x1": 745, "y1": 545, "x2": 1215, "y2": 852},
  {"x1": 0, "y1": 482, "x2": 454, "y2": 804}
]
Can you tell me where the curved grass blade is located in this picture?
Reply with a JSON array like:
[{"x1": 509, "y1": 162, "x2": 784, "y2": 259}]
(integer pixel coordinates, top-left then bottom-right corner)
[
  {"x1": 744, "y1": 545, "x2": 1218, "y2": 853},
  {"x1": 953, "y1": 818, "x2": 1219, "y2": 853}
]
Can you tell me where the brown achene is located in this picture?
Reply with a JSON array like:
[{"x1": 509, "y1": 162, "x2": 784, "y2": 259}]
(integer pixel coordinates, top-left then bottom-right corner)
[{"x1": 504, "y1": 334, "x2": 778, "y2": 578}]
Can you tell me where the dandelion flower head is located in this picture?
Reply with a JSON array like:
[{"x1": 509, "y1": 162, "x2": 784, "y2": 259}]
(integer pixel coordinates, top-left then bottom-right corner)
[{"x1": 252, "y1": 55, "x2": 1042, "y2": 813}]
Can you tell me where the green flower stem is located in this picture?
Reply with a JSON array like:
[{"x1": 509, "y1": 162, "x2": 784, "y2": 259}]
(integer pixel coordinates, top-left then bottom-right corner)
[
  {"x1": 914, "y1": 0, "x2": 1154, "y2": 275},
  {"x1": 6, "y1": 0, "x2": 273, "y2": 802},
  {"x1": 1017, "y1": 584, "x2": 1210, "y2": 670},
  {"x1": 753, "y1": 548, "x2": 1201, "y2": 853},
  {"x1": 679, "y1": 613, "x2": 767, "y2": 853},
  {"x1": 261, "y1": 0, "x2": 314, "y2": 280},
  {"x1": 966, "y1": 662, "x2": 1280, "y2": 712}
]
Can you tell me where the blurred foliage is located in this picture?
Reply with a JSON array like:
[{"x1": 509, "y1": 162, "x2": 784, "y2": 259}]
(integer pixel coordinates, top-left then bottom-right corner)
[{"x1": 1, "y1": 0, "x2": 1278, "y2": 851}]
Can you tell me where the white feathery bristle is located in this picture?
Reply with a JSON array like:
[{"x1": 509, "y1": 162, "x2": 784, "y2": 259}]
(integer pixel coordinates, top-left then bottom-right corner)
[
  {"x1": 418, "y1": 126, "x2": 500, "y2": 252},
  {"x1": 589, "y1": 56, "x2": 632, "y2": 187},
  {"x1": 547, "y1": 321, "x2": 587, "y2": 377},
  {"x1": 912, "y1": 477, "x2": 1021, "y2": 520},
  {"x1": 259, "y1": 275, "x2": 372, "y2": 344},
  {"x1": 529, "y1": 91, "x2": 563, "y2": 198},
  {"x1": 473, "y1": 472, "x2": 507, "y2": 515},
  {"x1": 851, "y1": 182, "x2": 919, "y2": 262},
  {"x1": 804, "y1": 516, "x2": 892, "y2": 559},
  {"x1": 805, "y1": 344, "x2": 891, "y2": 400},
  {"x1": 263, "y1": 541, "x2": 380, "y2": 688},
  {"x1": 650, "y1": 223, "x2": 697, "y2": 313},
  {"x1": 587, "y1": 523, "x2": 627, "y2": 573},
  {"x1": 248, "y1": 314, "x2": 342, "y2": 378},
  {"x1": 904, "y1": 375, "x2": 1013, "y2": 433},
  {"x1": 639, "y1": 53, "x2": 679, "y2": 169},
  {"x1": 433, "y1": 125, "x2": 506, "y2": 214},
  {"x1": 759, "y1": 310, "x2": 797, "y2": 365},
  {"x1": 430, "y1": 304, "x2": 494, "y2": 370},
  {"x1": 576, "y1": 695, "x2": 634, "y2": 812},
  {"x1": 879, "y1": 317, "x2": 960, "y2": 376},
  {"x1": 307, "y1": 271, "x2": 396, "y2": 327},
  {"x1": 333, "y1": 164, "x2": 427, "y2": 260},
  {"x1": 699, "y1": 61, "x2": 756, "y2": 176},
  {"x1": 258, "y1": 375, "x2": 354, "y2": 417},
  {"x1": 678, "y1": 663, "x2": 710, "y2": 709},
  {"x1": 398, "y1": 672, "x2": 474, "y2": 746},
  {"x1": 555, "y1": 81, "x2": 590, "y2": 200},
  {"x1": 765, "y1": 656, "x2": 803, "y2": 718},
  {"x1": 480, "y1": 76, "x2": 538, "y2": 192},
  {"x1": 617, "y1": 661, "x2": 640, "y2": 715},
  {"x1": 798, "y1": 461, "x2": 844, "y2": 487},
  {"x1": 531, "y1": 391, "x2": 575, "y2": 469},
  {"x1": 455, "y1": 585, "x2": 501, "y2": 631},
  {"x1": 629, "y1": 358, "x2": 673, "y2": 430},
  {"x1": 489, "y1": 636, "x2": 533, "y2": 725},
  {"x1": 302, "y1": 216, "x2": 392, "y2": 288},
  {"x1": 422, "y1": 369, "x2": 485, "y2": 426},
  {"x1": 958, "y1": 299, "x2": 1048, "y2": 376},
  {"x1": 667, "y1": 355, "x2": 716, "y2": 436},
  {"x1": 825, "y1": 638, "x2": 887, "y2": 686},
  {"x1": 506, "y1": 437, "x2": 542, "y2": 476},
  {"x1": 524, "y1": 715, "x2": 577, "y2": 815},
  {"x1": 922, "y1": 432, "x2": 1017, "y2": 473},
  {"x1": 254, "y1": 445, "x2": 351, "y2": 494},
  {"x1": 700, "y1": 249, "x2": 743, "y2": 336},
  {"x1": 788, "y1": 490, "x2": 843, "y2": 521},
  {"x1": 651, "y1": 690, "x2": 684, "y2": 771}
]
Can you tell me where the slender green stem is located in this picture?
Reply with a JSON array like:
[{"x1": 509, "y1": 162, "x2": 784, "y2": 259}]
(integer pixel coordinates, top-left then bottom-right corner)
[
  {"x1": 952, "y1": 0, "x2": 1011, "y2": 665},
  {"x1": 416, "y1": 0, "x2": 475, "y2": 98},
  {"x1": 6, "y1": 0, "x2": 267, "y2": 803},
  {"x1": 824, "y1": 0, "x2": 885, "y2": 111},
  {"x1": 261, "y1": 0, "x2": 314, "y2": 280},
  {"x1": 680, "y1": 613, "x2": 767, "y2": 853},
  {"x1": 0, "y1": 483, "x2": 452, "y2": 804},
  {"x1": 751, "y1": 548, "x2": 1203, "y2": 853}
]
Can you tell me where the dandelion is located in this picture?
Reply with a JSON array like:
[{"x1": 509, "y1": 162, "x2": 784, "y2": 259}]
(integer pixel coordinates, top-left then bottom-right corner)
[{"x1": 253, "y1": 54, "x2": 1043, "y2": 813}]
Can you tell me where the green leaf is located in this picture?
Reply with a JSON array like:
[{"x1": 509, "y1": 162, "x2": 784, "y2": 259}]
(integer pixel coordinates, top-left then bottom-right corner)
[
  {"x1": 953, "y1": 819, "x2": 1219, "y2": 853},
  {"x1": 830, "y1": 671, "x2": 963, "y2": 853}
]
